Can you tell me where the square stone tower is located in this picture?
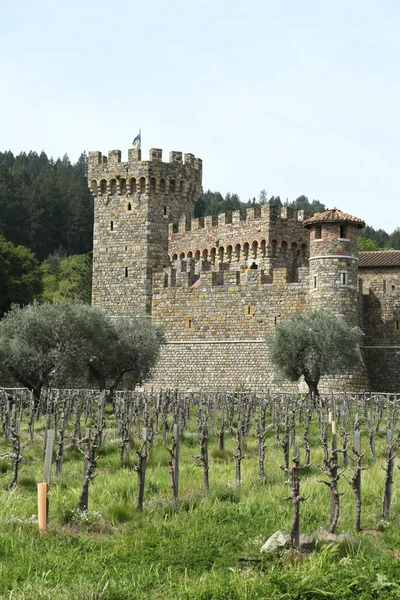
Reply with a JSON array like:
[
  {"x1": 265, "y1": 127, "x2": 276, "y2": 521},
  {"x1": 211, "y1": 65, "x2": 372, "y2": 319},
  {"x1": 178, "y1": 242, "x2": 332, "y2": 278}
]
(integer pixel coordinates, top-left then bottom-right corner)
[{"x1": 88, "y1": 148, "x2": 202, "y2": 315}]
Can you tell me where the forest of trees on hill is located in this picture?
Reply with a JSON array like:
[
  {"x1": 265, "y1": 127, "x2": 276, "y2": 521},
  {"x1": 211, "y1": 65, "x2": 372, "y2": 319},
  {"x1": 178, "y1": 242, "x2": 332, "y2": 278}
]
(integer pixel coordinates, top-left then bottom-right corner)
[
  {"x1": 0, "y1": 151, "x2": 93, "y2": 261},
  {"x1": 0, "y1": 149, "x2": 399, "y2": 267}
]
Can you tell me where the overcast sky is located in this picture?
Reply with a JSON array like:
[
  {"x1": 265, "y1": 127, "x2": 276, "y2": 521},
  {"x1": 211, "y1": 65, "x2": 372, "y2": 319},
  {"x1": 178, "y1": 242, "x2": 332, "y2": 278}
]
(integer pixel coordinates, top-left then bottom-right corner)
[{"x1": 1, "y1": 0, "x2": 399, "y2": 233}]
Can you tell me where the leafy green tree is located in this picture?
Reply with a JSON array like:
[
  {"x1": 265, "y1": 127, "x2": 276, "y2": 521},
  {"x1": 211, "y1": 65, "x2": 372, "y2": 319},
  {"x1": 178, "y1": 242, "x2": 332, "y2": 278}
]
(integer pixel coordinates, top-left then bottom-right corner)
[
  {"x1": 0, "y1": 150, "x2": 93, "y2": 260},
  {"x1": 358, "y1": 238, "x2": 380, "y2": 251},
  {"x1": 267, "y1": 310, "x2": 363, "y2": 400},
  {"x1": 57, "y1": 254, "x2": 92, "y2": 303},
  {"x1": 0, "y1": 303, "x2": 164, "y2": 401},
  {"x1": 0, "y1": 236, "x2": 43, "y2": 316},
  {"x1": 83, "y1": 315, "x2": 165, "y2": 396},
  {"x1": 0, "y1": 302, "x2": 81, "y2": 399},
  {"x1": 41, "y1": 252, "x2": 92, "y2": 303},
  {"x1": 358, "y1": 225, "x2": 389, "y2": 248},
  {"x1": 387, "y1": 228, "x2": 400, "y2": 250},
  {"x1": 259, "y1": 189, "x2": 268, "y2": 204}
]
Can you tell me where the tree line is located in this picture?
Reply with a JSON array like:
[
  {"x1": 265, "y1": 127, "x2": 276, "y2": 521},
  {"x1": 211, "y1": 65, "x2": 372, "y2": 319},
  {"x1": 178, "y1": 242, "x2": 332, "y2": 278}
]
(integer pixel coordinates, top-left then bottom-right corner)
[
  {"x1": 0, "y1": 149, "x2": 399, "y2": 315},
  {"x1": 0, "y1": 150, "x2": 93, "y2": 261}
]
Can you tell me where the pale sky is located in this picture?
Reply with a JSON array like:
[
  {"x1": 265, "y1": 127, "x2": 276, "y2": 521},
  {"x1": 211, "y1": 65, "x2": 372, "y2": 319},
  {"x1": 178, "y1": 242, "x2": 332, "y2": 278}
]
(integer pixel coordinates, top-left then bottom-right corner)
[{"x1": 1, "y1": 0, "x2": 399, "y2": 233}]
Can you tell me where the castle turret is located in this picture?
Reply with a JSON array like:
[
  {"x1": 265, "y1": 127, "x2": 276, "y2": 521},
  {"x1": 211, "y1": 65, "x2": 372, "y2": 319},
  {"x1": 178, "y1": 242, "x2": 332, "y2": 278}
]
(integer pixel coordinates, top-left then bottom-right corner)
[
  {"x1": 88, "y1": 148, "x2": 202, "y2": 315},
  {"x1": 303, "y1": 208, "x2": 365, "y2": 324}
]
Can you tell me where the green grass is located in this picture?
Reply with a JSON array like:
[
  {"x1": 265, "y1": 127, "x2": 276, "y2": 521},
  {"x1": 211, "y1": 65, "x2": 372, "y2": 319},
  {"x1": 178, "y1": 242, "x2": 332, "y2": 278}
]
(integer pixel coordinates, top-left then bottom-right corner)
[{"x1": 0, "y1": 407, "x2": 399, "y2": 599}]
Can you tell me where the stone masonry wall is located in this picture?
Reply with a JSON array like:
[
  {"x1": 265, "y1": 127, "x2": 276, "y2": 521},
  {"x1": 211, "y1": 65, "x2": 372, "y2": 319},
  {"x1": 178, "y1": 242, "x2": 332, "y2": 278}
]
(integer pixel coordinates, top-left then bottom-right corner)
[
  {"x1": 149, "y1": 266, "x2": 366, "y2": 392},
  {"x1": 149, "y1": 267, "x2": 308, "y2": 390},
  {"x1": 360, "y1": 267, "x2": 400, "y2": 391}
]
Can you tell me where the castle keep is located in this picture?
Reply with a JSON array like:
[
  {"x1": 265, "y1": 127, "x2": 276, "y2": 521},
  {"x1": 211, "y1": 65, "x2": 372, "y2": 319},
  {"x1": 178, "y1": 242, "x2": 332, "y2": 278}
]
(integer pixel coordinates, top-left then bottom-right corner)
[{"x1": 88, "y1": 147, "x2": 400, "y2": 392}]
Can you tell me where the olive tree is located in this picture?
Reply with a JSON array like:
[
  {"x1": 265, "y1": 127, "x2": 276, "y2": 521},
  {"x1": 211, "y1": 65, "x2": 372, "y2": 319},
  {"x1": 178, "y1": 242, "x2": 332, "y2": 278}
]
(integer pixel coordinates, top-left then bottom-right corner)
[
  {"x1": 267, "y1": 309, "x2": 364, "y2": 399},
  {"x1": 0, "y1": 302, "x2": 164, "y2": 401}
]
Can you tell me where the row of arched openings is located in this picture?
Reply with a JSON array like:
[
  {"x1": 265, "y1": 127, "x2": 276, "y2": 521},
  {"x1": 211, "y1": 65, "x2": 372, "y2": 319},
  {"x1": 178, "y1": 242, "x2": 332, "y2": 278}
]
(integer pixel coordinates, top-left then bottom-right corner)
[
  {"x1": 170, "y1": 241, "x2": 308, "y2": 263},
  {"x1": 91, "y1": 178, "x2": 197, "y2": 197}
]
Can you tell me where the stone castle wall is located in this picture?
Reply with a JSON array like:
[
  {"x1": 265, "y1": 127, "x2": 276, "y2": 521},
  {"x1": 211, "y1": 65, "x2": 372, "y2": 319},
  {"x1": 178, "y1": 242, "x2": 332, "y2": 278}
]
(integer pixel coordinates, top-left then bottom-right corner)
[
  {"x1": 360, "y1": 267, "x2": 400, "y2": 391},
  {"x1": 168, "y1": 205, "x2": 311, "y2": 273},
  {"x1": 88, "y1": 147, "x2": 399, "y2": 393},
  {"x1": 149, "y1": 265, "x2": 308, "y2": 390}
]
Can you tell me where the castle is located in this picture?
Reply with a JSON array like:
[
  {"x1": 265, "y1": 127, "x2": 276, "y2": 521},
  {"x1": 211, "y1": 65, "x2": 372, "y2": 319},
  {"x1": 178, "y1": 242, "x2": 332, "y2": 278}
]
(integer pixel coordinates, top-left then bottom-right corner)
[{"x1": 88, "y1": 147, "x2": 400, "y2": 392}]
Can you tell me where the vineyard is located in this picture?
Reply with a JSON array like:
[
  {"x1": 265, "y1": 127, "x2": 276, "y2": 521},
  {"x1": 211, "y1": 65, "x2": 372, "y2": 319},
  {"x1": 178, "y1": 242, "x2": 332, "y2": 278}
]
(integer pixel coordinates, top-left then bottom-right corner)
[{"x1": 0, "y1": 388, "x2": 400, "y2": 599}]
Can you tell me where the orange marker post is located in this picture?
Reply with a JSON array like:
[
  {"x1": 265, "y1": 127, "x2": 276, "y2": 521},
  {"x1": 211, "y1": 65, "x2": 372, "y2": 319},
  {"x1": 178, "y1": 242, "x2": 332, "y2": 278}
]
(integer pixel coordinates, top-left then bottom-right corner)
[{"x1": 38, "y1": 482, "x2": 48, "y2": 535}]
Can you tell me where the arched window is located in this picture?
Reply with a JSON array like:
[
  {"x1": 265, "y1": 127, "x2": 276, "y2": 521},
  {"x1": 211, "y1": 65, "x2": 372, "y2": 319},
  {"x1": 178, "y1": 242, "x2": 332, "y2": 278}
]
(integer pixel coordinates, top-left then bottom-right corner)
[
  {"x1": 179, "y1": 180, "x2": 185, "y2": 193},
  {"x1": 271, "y1": 240, "x2": 278, "y2": 258},
  {"x1": 252, "y1": 240, "x2": 258, "y2": 259},
  {"x1": 172, "y1": 253, "x2": 178, "y2": 261},
  {"x1": 109, "y1": 179, "x2": 117, "y2": 195},
  {"x1": 281, "y1": 241, "x2": 288, "y2": 258},
  {"x1": 140, "y1": 177, "x2": 146, "y2": 193},
  {"x1": 179, "y1": 252, "x2": 185, "y2": 260},
  {"x1": 235, "y1": 243, "x2": 241, "y2": 261},
  {"x1": 120, "y1": 178, "x2": 127, "y2": 194},
  {"x1": 243, "y1": 242, "x2": 249, "y2": 260},
  {"x1": 100, "y1": 179, "x2": 107, "y2": 195},
  {"x1": 195, "y1": 250, "x2": 201, "y2": 261},
  {"x1": 91, "y1": 180, "x2": 98, "y2": 195},
  {"x1": 260, "y1": 239, "x2": 266, "y2": 258},
  {"x1": 169, "y1": 179, "x2": 176, "y2": 194},
  {"x1": 130, "y1": 177, "x2": 136, "y2": 194},
  {"x1": 160, "y1": 179, "x2": 166, "y2": 193},
  {"x1": 226, "y1": 245, "x2": 232, "y2": 262},
  {"x1": 210, "y1": 247, "x2": 216, "y2": 264},
  {"x1": 187, "y1": 251, "x2": 193, "y2": 259},
  {"x1": 202, "y1": 249, "x2": 208, "y2": 261},
  {"x1": 127, "y1": 203, "x2": 132, "y2": 211},
  {"x1": 291, "y1": 242, "x2": 298, "y2": 259},
  {"x1": 218, "y1": 246, "x2": 224, "y2": 262},
  {"x1": 150, "y1": 178, "x2": 156, "y2": 193}
]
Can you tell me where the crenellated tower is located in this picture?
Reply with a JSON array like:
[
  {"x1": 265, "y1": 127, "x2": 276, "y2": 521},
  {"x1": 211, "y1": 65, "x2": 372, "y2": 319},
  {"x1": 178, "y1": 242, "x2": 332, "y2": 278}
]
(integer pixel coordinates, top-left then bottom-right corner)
[
  {"x1": 303, "y1": 208, "x2": 365, "y2": 325},
  {"x1": 88, "y1": 147, "x2": 202, "y2": 315}
]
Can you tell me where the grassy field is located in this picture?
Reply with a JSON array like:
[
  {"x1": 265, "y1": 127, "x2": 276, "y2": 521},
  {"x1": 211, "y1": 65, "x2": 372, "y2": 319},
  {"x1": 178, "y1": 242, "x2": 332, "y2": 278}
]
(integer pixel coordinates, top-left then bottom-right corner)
[{"x1": 0, "y1": 400, "x2": 400, "y2": 599}]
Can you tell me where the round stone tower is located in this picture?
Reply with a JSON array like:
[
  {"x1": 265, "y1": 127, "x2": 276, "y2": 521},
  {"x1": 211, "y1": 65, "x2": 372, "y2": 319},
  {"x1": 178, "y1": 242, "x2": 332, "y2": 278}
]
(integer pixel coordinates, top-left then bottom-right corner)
[
  {"x1": 303, "y1": 208, "x2": 365, "y2": 325},
  {"x1": 88, "y1": 147, "x2": 202, "y2": 315}
]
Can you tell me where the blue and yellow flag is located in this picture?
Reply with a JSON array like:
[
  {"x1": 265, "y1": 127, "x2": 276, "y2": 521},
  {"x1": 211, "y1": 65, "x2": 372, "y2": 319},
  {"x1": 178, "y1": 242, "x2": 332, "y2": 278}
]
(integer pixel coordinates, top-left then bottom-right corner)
[{"x1": 132, "y1": 131, "x2": 141, "y2": 149}]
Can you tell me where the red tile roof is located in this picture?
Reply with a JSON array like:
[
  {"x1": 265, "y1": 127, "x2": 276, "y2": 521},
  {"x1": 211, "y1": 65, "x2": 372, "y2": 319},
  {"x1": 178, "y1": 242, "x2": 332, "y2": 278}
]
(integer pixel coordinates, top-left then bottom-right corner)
[
  {"x1": 358, "y1": 251, "x2": 400, "y2": 268},
  {"x1": 303, "y1": 208, "x2": 365, "y2": 229}
]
